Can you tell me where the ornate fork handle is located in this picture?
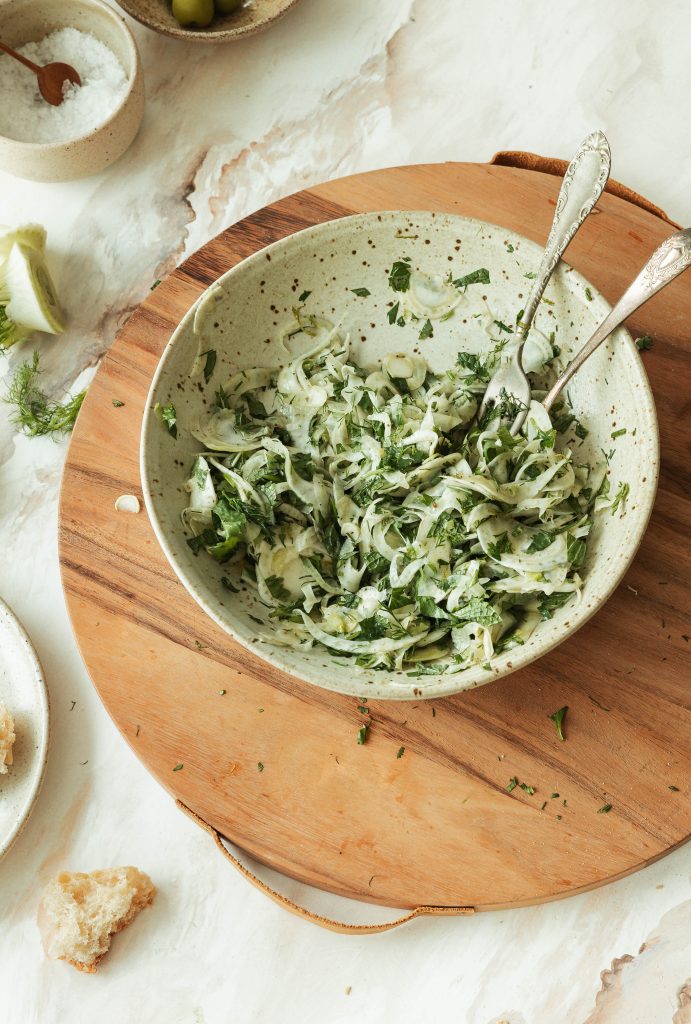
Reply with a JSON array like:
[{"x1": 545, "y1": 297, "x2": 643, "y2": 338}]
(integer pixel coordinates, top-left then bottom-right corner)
[
  {"x1": 518, "y1": 129, "x2": 611, "y2": 335},
  {"x1": 544, "y1": 227, "x2": 691, "y2": 412}
]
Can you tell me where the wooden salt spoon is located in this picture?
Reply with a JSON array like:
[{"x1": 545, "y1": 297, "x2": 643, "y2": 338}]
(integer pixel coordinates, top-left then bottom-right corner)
[{"x1": 0, "y1": 40, "x2": 81, "y2": 106}]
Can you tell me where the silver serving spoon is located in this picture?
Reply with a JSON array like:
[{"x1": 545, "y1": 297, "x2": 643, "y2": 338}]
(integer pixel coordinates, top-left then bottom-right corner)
[
  {"x1": 543, "y1": 226, "x2": 691, "y2": 413},
  {"x1": 478, "y1": 130, "x2": 611, "y2": 433}
]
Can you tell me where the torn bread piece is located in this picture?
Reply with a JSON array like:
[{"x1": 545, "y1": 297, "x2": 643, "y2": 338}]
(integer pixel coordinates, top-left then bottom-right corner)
[
  {"x1": 0, "y1": 701, "x2": 15, "y2": 774},
  {"x1": 38, "y1": 867, "x2": 155, "y2": 972}
]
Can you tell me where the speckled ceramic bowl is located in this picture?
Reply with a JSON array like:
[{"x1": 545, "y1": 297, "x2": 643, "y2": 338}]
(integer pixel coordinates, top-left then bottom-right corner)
[
  {"x1": 115, "y1": 0, "x2": 301, "y2": 43},
  {"x1": 0, "y1": 599, "x2": 49, "y2": 862},
  {"x1": 0, "y1": 0, "x2": 144, "y2": 183},
  {"x1": 141, "y1": 211, "x2": 659, "y2": 700}
]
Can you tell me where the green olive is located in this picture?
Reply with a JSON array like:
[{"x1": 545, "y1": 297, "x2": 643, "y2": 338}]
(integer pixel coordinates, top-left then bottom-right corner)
[
  {"x1": 172, "y1": 0, "x2": 215, "y2": 28},
  {"x1": 215, "y1": 0, "x2": 243, "y2": 11}
]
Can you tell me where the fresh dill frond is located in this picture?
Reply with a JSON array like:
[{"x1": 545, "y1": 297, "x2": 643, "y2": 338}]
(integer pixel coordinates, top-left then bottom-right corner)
[{"x1": 5, "y1": 351, "x2": 85, "y2": 437}]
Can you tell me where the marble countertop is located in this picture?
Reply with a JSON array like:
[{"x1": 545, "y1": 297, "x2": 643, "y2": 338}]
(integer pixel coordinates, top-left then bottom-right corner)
[{"x1": 0, "y1": 1, "x2": 689, "y2": 1021}]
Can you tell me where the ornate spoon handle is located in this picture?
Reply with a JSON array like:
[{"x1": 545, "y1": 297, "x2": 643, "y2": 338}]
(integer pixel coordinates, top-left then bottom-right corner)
[
  {"x1": 544, "y1": 227, "x2": 691, "y2": 411},
  {"x1": 518, "y1": 130, "x2": 611, "y2": 338}
]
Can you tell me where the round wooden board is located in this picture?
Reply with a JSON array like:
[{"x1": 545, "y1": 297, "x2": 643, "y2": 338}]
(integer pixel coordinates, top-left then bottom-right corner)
[{"x1": 59, "y1": 163, "x2": 691, "y2": 911}]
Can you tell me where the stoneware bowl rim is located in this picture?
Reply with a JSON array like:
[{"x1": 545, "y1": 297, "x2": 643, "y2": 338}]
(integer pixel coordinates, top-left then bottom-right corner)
[
  {"x1": 0, "y1": 597, "x2": 50, "y2": 861},
  {"x1": 0, "y1": 0, "x2": 143, "y2": 151},
  {"x1": 141, "y1": 210, "x2": 660, "y2": 701}
]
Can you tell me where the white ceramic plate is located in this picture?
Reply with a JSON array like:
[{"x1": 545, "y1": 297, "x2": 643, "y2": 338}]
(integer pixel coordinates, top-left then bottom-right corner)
[
  {"x1": 141, "y1": 211, "x2": 659, "y2": 700},
  {"x1": 0, "y1": 599, "x2": 49, "y2": 859}
]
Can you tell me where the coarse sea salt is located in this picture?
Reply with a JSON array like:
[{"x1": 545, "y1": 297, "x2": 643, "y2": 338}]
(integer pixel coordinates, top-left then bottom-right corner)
[{"x1": 0, "y1": 28, "x2": 128, "y2": 144}]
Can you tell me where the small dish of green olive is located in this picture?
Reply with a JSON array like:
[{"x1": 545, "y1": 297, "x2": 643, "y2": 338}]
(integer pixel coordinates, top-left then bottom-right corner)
[
  {"x1": 172, "y1": 0, "x2": 241, "y2": 30},
  {"x1": 114, "y1": 0, "x2": 301, "y2": 42}
]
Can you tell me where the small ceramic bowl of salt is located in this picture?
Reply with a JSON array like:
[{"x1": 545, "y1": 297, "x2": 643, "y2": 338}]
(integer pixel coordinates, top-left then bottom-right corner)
[{"x1": 0, "y1": 0, "x2": 144, "y2": 182}]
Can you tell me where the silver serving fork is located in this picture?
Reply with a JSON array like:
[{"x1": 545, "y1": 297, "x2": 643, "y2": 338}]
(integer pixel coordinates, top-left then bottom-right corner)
[{"x1": 478, "y1": 130, "x2": 611, "y2": 433}]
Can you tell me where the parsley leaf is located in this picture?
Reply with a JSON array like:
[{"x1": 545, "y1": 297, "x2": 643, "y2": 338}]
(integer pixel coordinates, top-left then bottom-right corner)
[
  {"x1": 388, "y1": 260, "x2": 412, "y2": 292},
  {"x1": 419, "y1": 318, "x2": 433, "y2": 340},
  {"x1": 454, "y1": 598, "x2": 502, "y2": 627},
  {"x1": 351, "y1": 287, "x2": 371, "y2": 297},
  {"x1": 155, "y1": 401, "x2": 177, "y2": 439},
  {"x1": 526, "y1": 530, "x2": 554, "y2": 553},
  {"x1": 635, "y1": 334, "x2": 653, "y2": 351},
  {"x1": 387, "y1": 301, "x2": 400, "y2": 325},
  {"x1": 201, "y1": 349, "x2": 217, "y2": 384},
  {"x1": 452, "y1": 268, "x2": 490, "y2": 289},
  {"x1": 549, "y1": 705, "x2": 568, "y2": 742}
]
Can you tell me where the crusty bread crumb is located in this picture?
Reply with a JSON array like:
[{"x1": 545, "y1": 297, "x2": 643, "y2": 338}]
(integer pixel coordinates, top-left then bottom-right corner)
[
  {"x1": 38, "y1": 867, "x2": 155, "y2": 972},
  {"x1": 0, "y1": 701, "x2": 15, "y2": 774}
]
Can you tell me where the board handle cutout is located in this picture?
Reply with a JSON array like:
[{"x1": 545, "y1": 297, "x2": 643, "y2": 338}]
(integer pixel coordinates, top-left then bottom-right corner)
[
  {"x1": 177, "y1": 801, "x2": 474, "y2": 933},
  {"x1": 489, "y1": 150, "x2": 680, "y2": 228}
]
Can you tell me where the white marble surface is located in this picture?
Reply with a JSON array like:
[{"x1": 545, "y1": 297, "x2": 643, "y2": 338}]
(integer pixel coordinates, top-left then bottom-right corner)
[{"x1": 0, "y1": 1, "x2": 689, "y2": 1021}]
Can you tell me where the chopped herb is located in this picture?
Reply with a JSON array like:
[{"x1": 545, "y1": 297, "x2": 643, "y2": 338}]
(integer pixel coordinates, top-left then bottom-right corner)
[
  {"x1": 538, "y1": 592, "x2": 573, "y2": 620},
  {"x1": 507, "y1": 777, "x2": 518, "y2": 792},
  {"x1": 350, "y1": 287, "x2": 371, "y2": 297},
  {"x1": 248, "y1": 614, "x2": 263, "y2": 625},
  {"x1": 635, "y1": 334, "x2": 653, "y2": 351},
  {"x1": 396, "y1": 746, "x2": 405, "y2": 759},
  {"x1": 151, "y1": 279, "x2": 161, "y2": 290},
  {"x1": 357, "y1": 724, "x2": 369, "y2": 745},
  {"x1": 221, "y1": 575, "x2": 240, "y2": 593},
  {"x1": 519, "y1": 782, "x2": 536, "y2": 795},
  {"x1": 585, "y1": 287, "x2": 593, "y2": 301},
  {"x1": 506, "y1": 243, "x2": 515, "y2": 253},
  {"x1": 549, "y1": 706, "x2": 568, "y2": 742},
  {"x1": 431, "y1": 708, "x2": 436, "y2": 717},
  {"x1": 611, "y1": 428, "x2": 627, "y2": 439},
  {"x1": 550, "y1": 793, "x2": 560, "y2": 799},
  {"x1": 5, "y1": 352, "x2": 85, "y2": 438},
  {"x1": 588, "y1": 696, "x2": 611, "y2": 712},
  {"x1": 257, "y1": 762, "x2": 264, "y2": 772},
  {"x1": 388, "y1": 260, "x2": 412, "y2": 292},
  {"x1": 567, "y1": 536, "x2": 586, "y2": 568},
  {"x1": 524, "y1": 271, "x2": 536, "y2": 279},
  {"x1": 172, "y1": 763, "x2": 183, "y2": 771},
  {"x1": 668, "y1": 785, "x2": 680, "y2": 792},
  {"x1": 357, "y1": 705, "x2": 369, "y2": 714},
  {"x1": 112, "y1": 399, "x2": 125, "y2": 407},
  {"x1": 419, "y1": 318, "x2": 433, "y2": 340},
  {"x1": 556, "y1": 814, "x2": 562, "y2": 820},
  {"x1": 194, "y1": 640, "x2": 207, "y2": 650},
  {"x1": 452, "y1": 267, "x2": 490, "y2": 289},
  {"x1": 154, "y1": 401, "x2": 177, "y2": 439},
  {"x1": 597, "y1": 803, "x2": 612, "y2": 814},
  {"x1": 610, "y1": 481, "x2": 630, "y2": 516},
  {"x1": 266, "y1": 575, "x2": 290, "y2": 601},
  {"x1": 527, "y1": 531, "x2": 554, "y2": 553},
  {"x1": 201, "y1": 349, "x2": 217, "y2": 384},
  {"x1": 219, "y1": 689, "x2": 226, "y2": 695},
  {"x1": 455, "y1": 598, "x2": 502, "y2": 627},
  {"x1": 298, "y1": 290, "x2": 311, "y2": 303},
  {"x1": 493, "y1": 319, "x2": 514, "y2": 334},
  {"x1": 540, "y1": 801, "x2": 547, "y2": 810}
]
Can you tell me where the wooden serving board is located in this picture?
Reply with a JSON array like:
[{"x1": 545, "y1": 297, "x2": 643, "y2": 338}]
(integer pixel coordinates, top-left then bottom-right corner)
[{"x1": 59, "y1": 163, "x2": 691, "y2": 911}]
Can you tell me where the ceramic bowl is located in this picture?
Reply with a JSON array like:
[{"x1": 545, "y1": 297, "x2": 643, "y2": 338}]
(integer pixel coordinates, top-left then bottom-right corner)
[
  {"x1": 141, "y1": 211, "x2": 659, "y2": 700},
  {"x1": 115, "y1": 0, "x2": 300, "y2": 43},
  {"x1": 0, "y1": 0, "x2": 145, "y2": 183},
  {"x1": 0, "y1": 599, "x2": 49, "y2": 861}
]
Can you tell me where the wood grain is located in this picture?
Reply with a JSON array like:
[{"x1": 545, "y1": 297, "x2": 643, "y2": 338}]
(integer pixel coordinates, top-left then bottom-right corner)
[{"x1": 58, "y1": 163, "x2": 691, "y2": 910}]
